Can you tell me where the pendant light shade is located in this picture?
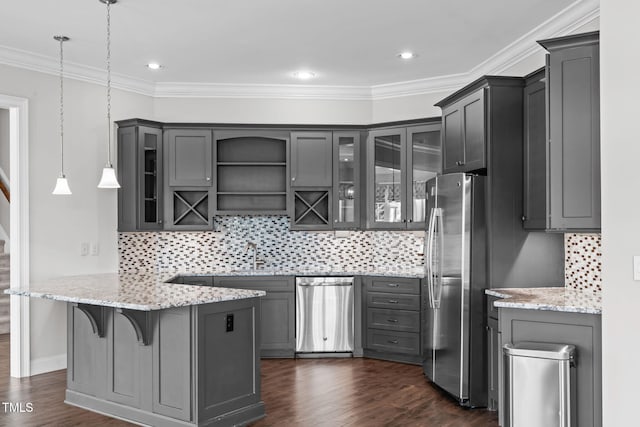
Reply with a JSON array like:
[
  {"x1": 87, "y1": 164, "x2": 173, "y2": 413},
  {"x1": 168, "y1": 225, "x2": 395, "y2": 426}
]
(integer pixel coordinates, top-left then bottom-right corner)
[
  {"x1": 52, "y1": 35, "x2": 72, "y2": 195},
  {"x1": 97, "y1": 0, "x2": 120, "y2": 189},
  {"x1": 53, "y1": 175, "x2": 72, "y2": 195},
  {"x1": 98, "y1": 166, "x2": 120, "y2": 188}
]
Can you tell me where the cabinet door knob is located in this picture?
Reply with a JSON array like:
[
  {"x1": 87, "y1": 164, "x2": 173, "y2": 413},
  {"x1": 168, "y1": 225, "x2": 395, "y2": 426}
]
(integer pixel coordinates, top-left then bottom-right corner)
[
  {"x1": 521, "y1": 215, "x2": 527, "y2": 222},
  {"x1": 292, "y1": 177, "x2": 296, "y2": 182},
  {"x1": 206, "y1": 177, "x2": 211, "y2": 181},
  {"x1": 334, "y1": 219, "x2": 338, "y2": 223},
  {"x1": 408, "y1": 219, "x2": 413, "y2": 223}
]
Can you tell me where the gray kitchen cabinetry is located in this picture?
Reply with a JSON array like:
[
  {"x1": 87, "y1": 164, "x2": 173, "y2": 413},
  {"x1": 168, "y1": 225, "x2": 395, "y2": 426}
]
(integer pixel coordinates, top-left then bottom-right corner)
[
  {"x1": 117, "y1": 121, "x2": 164, "y2": 231},
  {"x1": 439, "y1": 89, "x2": 485, "y2": 174},
  {"x1": 362, "y1": 276, "x2": 422, "y2": 364},
  {"x1": 333, "y1": 131, "x2": 362, "y2": 229},
  {"x1": 366, "y1": 122, "x2": 441, "y2": 230},
  {"x1": 214, "y1": 276, "x2": 296, "y2": 358},
  {"x1": 66, "y1": 298, "x2": 263, "y2": 426},
  {"x1": 436, "y1": 77, "x2": 525, "y2": 176},
  {"x1": 486, "y1": 295, "x2": 500, "y2": 411},
  {"x1": 290, "y1": 131, "x2": 333, "y2": 230},
  {"x1": 499, "y1": 308, "x2": 602, "y2": 427},
  {"x1": 214, "y1": 130, "x2": 289, "y2": 215},
  {"x1": 290, "y1": 131, "x2": 333, "y2": 187},
  {"x1": 535, "y1": 31, "x2": 600, "y2": 231},
  {"x1": 522, "y1": 68, "x2": 547, "y2": 230},
  {"x1": 164, "y1": 128, "x2": 214, "y2": 230}
]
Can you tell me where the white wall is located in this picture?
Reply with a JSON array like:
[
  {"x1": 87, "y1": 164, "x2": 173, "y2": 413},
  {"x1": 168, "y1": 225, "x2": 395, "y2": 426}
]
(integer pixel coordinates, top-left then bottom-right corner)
[
  {"x1": 600, "y1": 1, "x2": 638, "y2": 424},
  {"x1": 154, "y1": 97, "x2": 372, "y2": 124},
  {"x1": 0, "y1": 63, "x2": 153, "y2": 367},
  {"x1": 0, "y1": 108, "x2": 9, "y2": 245}
]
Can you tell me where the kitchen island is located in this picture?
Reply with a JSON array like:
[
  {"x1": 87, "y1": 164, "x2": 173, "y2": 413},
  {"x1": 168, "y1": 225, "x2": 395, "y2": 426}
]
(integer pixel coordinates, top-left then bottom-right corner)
[{"x1": 7, "y1": 273, "x2": 266, "y2": 427}]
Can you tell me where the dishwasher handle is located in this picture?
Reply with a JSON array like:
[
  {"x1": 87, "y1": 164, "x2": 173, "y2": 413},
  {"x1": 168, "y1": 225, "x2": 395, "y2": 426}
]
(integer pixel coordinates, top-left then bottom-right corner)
[{"x1": 297, "y1": 282, "x2": 353, "y2": 287}]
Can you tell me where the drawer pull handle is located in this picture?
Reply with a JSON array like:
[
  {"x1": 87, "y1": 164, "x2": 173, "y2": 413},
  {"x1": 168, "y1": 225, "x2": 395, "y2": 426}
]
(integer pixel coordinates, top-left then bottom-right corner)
[
  {"x1": 387, "y1": 340, "x2": 399, "y2": 344},
  {"x1": 386, "y1": 283, "x2": 400, "y2": 288},
  {"x1": 388, "y1": 300, "x2": 398, "y2": 304},
  {"x1": 387, "y1": 319, "x2": 398, "y2": 323}
]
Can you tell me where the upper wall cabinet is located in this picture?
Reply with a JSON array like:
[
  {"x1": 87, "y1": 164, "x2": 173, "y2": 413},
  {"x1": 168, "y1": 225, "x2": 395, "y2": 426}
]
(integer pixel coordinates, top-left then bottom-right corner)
[
  {"x1": 164, "y1": 128, "x2": 214, "y2": 230},
  {"x1": 166, "y1": 129, "x2": 213, "y2": 187},
  {"x1": 117, "y1": 121, "x2": 164, "y2": 231},
  {"x1": 366, "y1": 122, "x2": 441, "y2": 230},
  {"x1": 333, "y1": 131, "x2": 362, "y2": 229},
  {"x1": 290, "y1": 132, "x2": 333, "y2": 230},
  {"x1": 214, "y1": 130, "x2": 289, "y2": 215},
  {"x1": 440, "y1": 89, "x2": 486, "y2": 174},
  {"x1": 522, "y1": 68, "x2": 548, "y2": 230},
  {"x1": 290, "y1": 132, "x2": 333, "y2": 187},
  {"x1": 436, "y1": 77, "x2": 525, "y2": 176},
  {"x1": 537, "y1": 31, "x2": 600, "y2": 231}
]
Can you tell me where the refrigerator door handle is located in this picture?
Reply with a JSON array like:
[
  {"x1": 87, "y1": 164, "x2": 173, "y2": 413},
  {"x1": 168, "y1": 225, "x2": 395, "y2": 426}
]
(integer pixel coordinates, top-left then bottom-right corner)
[
  {"x1": 433, "y1": 209, "x2": 444, "y2": 309},
  {"x1": 426, "y1": 207, "x2": 438, "y2": 308}
]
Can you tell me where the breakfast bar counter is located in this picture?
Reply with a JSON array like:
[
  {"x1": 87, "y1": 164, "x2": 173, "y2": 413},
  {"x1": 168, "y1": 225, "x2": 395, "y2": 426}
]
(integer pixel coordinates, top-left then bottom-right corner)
[{"x1": 7, "y1": 273, "x2": 266, "y2": 427}]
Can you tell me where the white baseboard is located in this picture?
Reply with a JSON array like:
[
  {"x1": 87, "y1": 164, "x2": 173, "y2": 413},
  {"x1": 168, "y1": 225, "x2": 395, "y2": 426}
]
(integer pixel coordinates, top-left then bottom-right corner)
[{"x1": 30, "y1": 353, "x2": 66, "y2": 375}]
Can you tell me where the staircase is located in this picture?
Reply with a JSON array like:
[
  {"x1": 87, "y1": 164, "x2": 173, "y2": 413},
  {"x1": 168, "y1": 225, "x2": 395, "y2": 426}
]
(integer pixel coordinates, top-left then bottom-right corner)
[{"x1": 0, "y1": 240, "x2": 8, "y2": 334}]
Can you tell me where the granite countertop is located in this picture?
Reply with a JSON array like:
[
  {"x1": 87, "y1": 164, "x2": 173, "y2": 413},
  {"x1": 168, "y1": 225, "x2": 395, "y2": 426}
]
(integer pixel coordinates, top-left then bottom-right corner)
[
  {"x1": 5, "y1": 272, "x2": 266, "y2": 311},
  {"x1": 5, "y1": 268, "x2": 424, "y2": 311},
  {"x1": 486, "y1": 287, "x2": 601, "y2": 315}
]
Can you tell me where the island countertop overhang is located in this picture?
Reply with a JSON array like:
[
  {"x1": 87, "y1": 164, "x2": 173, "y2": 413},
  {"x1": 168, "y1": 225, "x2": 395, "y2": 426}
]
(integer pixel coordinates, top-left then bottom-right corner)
[{"x1": 4, "y1": 272, "x2": 266, "y2": 311}]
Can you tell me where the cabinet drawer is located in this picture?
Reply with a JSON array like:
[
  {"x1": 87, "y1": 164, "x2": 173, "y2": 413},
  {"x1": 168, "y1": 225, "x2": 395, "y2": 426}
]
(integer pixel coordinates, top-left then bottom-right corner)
[
  {"x1": 366, "y1": 277, "x2": 420, "y2": 295},
  {"x1": 367, "y1": 292, "x2": 420, "y2": 311},
  {"x1": 366, "y1": 329, "x2": 420, "y2": 355},
  {"x1": 367, "y1": 309, "x2": 419, "y2": 333},
  {"x1": 214, "y1": 276, "x2": 294, "y2": 292}
]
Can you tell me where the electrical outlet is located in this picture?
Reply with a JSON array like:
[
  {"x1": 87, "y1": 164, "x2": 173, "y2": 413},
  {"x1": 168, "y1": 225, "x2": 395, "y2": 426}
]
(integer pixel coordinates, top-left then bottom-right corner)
[
  {"x1": 80, "y1": 242, "x2": 89, "y2": 256},
  {"x1": 226, "y1": 314, "x2": 234, "y2": 332},
  {"x1": 90, "y1": 242, "x2": 99, "y2": 256},
  {"x1": 634, "y1": 256, "x2": 640, "y2": 281}
]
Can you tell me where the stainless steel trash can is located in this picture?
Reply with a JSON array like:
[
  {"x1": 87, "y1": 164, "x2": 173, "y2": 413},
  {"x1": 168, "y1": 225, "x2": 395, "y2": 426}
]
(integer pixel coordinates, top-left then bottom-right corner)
[{"x1": 504, "y1": 342, "x2": 576, "y2": 427}]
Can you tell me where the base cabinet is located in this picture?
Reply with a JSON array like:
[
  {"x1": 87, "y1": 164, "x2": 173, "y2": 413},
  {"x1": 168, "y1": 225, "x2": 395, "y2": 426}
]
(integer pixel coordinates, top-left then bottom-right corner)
[
  {"x1": 66, "y1": 299, "x2": 264, "y2": 427},
  {"x1": 214, "y1": 276, "x2": 295, "y2": 358},
  {"x1": 362, "y1": 276, "x2": 422, "y2": 364},
  {"x1": 498, "y1": 308, "x2": 601, "y2": 427}
]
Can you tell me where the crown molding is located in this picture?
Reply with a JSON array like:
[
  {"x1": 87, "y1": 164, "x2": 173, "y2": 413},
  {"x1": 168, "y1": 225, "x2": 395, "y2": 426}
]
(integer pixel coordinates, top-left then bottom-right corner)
[
  {"x1": 0, "y1": 0, "x2": 599, "y2": 101},
  {"x1": 0, "y1": 44, "x2": 155, "y2": 96}
]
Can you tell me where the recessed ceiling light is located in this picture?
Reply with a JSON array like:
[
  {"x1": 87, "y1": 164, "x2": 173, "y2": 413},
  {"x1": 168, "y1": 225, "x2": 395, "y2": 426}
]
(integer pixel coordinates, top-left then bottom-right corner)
[
  {"x1": 293, "y1": 71, "x2": 316, "y2": 80},
  {"x1": 146, "y1": 62, "x2": 162, "y2": 70},
  {"x1": 398, "y1": 52, "x2": 416, "y2": 60}
]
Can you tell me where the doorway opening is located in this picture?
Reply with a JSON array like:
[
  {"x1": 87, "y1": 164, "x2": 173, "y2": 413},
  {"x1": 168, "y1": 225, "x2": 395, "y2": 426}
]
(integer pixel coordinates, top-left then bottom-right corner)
[{"x1": 0, "y1": 94, "x2": 30, "y2": 378}]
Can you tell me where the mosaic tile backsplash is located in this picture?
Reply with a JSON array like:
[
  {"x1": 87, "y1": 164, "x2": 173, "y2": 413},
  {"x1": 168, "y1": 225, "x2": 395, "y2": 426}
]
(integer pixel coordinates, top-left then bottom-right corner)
[
  {"x1": 119, "y1": 216, "x2": 425, "y2": 274},
  {"x1": 564, "y1": 233, "x2": 602, "y2": 293}
]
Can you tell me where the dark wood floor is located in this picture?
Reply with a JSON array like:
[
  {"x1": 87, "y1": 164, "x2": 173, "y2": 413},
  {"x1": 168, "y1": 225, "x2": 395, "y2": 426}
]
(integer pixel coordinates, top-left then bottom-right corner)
[{"x1": 0, "y1": 334, "x2": 498, "y2": 426}]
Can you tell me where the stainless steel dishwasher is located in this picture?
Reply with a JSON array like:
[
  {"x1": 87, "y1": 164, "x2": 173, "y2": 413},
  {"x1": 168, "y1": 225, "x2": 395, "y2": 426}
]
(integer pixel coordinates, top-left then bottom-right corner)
[{"x1": 295, "y1": 277, "x2": 354, "y2": 354}]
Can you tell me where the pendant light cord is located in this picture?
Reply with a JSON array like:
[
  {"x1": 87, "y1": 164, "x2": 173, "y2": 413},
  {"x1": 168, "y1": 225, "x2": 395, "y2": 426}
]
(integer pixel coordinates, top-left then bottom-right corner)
[
  {"x1": 106, "y1": 0, "x2": 112, "y2": 167},
  {"x1": 59, "y1": 37, "x2": 65, "y2": 175}
]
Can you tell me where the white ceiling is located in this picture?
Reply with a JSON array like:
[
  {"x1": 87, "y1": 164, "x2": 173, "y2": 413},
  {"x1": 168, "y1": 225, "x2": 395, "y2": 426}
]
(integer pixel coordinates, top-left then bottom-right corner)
[{"x1": 0, "y1": 0, "x2": 597, "y2": 95}]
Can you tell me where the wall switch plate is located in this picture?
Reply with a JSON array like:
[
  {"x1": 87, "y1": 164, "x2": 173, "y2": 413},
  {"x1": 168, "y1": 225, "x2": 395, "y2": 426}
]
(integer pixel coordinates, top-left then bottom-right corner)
[
  {"x1": 90, "y1": 242, "x2": 99, "y2": 256},
  {"x1": 634, "y1": 256, "x2": 640, "y2": 281},
  {"x1": 80, "y1": 242, "x2": 89, "y2": 256}
]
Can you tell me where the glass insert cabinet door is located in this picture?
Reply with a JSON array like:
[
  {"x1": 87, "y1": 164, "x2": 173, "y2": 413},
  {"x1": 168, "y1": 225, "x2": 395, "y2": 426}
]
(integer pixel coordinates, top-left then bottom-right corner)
[
  {"x1": 333, "y1": 132, "x2": 361, "y2": 228},
  {"x1": 407, "y1": 124, "x2": 442, "y2": 225},
  {"x1": 368, "y1": 128, "x2": 407, "y2": 228}
]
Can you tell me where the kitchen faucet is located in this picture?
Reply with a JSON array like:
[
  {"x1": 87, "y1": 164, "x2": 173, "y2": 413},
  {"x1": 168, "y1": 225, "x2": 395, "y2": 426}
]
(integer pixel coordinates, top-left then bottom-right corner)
[{"x1": 245, "y1": 241, "x2": 266, "y2": 270}]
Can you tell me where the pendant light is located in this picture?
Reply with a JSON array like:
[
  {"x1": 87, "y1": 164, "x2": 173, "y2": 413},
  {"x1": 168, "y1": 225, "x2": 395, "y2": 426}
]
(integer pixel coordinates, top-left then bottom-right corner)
[
  {"x1": 52, "y1": 35, "x2": 72, "y2": 195},
  {"x1": 97, "y1": 0, "x2": 120, "y2": 189}
]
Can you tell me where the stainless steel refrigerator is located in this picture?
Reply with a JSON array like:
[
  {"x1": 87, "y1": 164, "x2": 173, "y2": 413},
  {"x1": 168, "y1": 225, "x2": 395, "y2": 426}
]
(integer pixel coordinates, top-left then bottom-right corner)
[{"x1": 423, "y1": 173, "x2": 487, "y2": 407}]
